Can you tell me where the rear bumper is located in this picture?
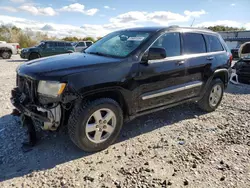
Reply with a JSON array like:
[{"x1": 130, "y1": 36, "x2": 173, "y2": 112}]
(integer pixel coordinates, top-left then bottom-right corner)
[{"x1": 11, "y1": 87, "x2": 50, "y2": 122}]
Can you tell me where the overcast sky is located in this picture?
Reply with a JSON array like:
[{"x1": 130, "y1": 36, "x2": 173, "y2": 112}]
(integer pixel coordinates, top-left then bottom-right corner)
[{"x1": 0, "y1": 0, "x2": 249, "y2": 38}]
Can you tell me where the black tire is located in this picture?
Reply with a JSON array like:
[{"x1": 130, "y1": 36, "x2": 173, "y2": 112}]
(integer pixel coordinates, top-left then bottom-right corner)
[
  {"x1": 2, "y1": 51, "x2": 12, "y2": 59},
  {"x1": 198, "y1": 78, "x2": 224, "y2": 112},
  {"x1": 28, "y1": 53, "x2": 40, "y2": 60},
  {"x1": 68, "y1": 98, "x2": 123, "y2": 152}
]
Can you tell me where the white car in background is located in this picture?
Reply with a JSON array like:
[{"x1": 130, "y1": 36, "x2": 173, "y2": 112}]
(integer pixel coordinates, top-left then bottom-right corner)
[
  {"x1": 74, "y1": 41, "x2": 93, "y2": 52},
  {"x1": 0, "y1": 41, "x2": 20, "y2": 59}
]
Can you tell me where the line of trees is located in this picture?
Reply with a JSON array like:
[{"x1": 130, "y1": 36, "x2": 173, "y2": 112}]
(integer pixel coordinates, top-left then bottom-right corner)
[
  {"x1": 0, "y1": 24, "x2": 247, "y2": 48},
  {"x1": 0, "y1": 25, "x2": 99, "y2": 48},
  {"x1": 207, "y1": 25, "x2": 246, "y2": 32}
]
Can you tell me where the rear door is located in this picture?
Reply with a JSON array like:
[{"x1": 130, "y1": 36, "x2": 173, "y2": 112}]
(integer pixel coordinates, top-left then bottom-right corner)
[{"x1": 181, "y1": 32, "x2": 213, "y2": 97}]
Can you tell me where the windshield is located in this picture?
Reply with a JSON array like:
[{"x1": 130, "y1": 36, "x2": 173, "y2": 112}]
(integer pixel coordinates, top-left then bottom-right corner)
[
  {"x1": 85, "y1": 31, "x2": 151, "y2": 58},
  {"x1": 37, "y1": 42, "x2": 45, "y2": 48}
]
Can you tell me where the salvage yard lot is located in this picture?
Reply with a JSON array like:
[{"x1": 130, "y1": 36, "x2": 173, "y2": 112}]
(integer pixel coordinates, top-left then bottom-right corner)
[{"x1": 0, "y1": 55, "x2": 250, "y2": 187}]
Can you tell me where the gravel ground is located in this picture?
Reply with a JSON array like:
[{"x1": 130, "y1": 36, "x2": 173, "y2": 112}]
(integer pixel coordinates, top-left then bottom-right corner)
[{"x1": 0, "y1": 56, "x2": 250, "y2": 188}]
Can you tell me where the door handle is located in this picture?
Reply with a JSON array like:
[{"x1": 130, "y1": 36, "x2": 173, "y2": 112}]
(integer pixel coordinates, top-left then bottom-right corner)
[
  {"x1": 176, "y1": 60, "x2": 185, "y2": 65},
  {"x1": 206, "y1": 56, "x2": 214, "y2": 60}
]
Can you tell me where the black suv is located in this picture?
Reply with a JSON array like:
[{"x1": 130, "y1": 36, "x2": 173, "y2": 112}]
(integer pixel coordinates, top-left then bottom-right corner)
[
  {"x1": 20, "y1": 41, "x2": 75, "y2": 60},
  {"x1": 11, "y1": 27, "x2": 232, "y2": 152}
]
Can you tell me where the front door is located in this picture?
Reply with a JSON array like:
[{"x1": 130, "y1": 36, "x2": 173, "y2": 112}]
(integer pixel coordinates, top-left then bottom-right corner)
[
  {"x1": 136, "y1": 32, "x2": 195, "y2": 112},
  {"x1": 42, "y1": 42, "x2": 57, "y2": 57}
]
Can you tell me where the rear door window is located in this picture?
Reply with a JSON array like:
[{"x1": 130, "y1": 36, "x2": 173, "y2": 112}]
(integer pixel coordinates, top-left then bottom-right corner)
[
  {"x1": 58, "y1": 42, "x2": 65, "y2": 47},
  {"x1": 182, "y1": 33, "x2": 206, "y2": 54},
  {"x1": 205, "y1": 35, "x2": 224, "y2": 52},
  {"x1": 47, "y1": 42, "x2": 57, "y2": 48},
  {"x1": 152, "y1": 32, "x2": 181, "y2": 57}
]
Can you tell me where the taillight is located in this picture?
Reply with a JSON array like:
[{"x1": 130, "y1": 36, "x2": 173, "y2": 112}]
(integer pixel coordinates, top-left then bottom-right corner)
[
  {"x1": 229, "y1": 54, "x2": 233, "y2": 64},
  {"x1": 17, "y1": 45, "x2": 20, "y2": 49}
]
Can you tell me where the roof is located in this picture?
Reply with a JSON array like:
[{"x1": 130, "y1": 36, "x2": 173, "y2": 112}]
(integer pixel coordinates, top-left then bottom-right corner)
[
  {"x1": 41, "y1": 40, "x2": 72, "y2": 43},
  {"x1": 119, "y1": 26, "x2": 215, "y2": 34}
]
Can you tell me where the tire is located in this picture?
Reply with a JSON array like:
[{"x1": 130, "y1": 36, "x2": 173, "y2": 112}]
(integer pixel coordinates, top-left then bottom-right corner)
[
  {"x1": 198, "y1": 78, "x2": 224, "y2": 112},
  {"x1": 68, "y1": 98, "x2": 123, "y2": 152},
  {"x1": 28, "y1": 53, "x2": 40, "y2": 60},
  {"x1": 2, "y1": 51, "x2": 12, "y2": 59}
]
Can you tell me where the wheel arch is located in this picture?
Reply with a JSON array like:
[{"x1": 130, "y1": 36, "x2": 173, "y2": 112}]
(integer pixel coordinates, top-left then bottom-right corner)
[
  {"x1": 213, "y1": 68, "x2": 229, "y2": 86},
  {"x1": 199, "y1": 68, "x2": 229, "y2": 100},
  {"x1": 29, "y1": 51, "x2": 41, "y2": 56},
  {"x1": 0, "y1": 47, "x2": 12, "y2": 53},
  {"x1": 80, "y1": 88, "x2": 130, "y2": 119}
]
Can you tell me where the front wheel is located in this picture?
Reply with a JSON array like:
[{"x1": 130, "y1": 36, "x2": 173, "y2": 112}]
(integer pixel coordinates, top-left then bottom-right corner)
[
  {"x1": 28, "y1": 53, "x2": 40, "y2": 60},
  {"x1": 68, "y1": 98, "x2": 123, "y2": 152},
  {"x1": 198, "y1": 79, "x2": 224, "y2": 112}
]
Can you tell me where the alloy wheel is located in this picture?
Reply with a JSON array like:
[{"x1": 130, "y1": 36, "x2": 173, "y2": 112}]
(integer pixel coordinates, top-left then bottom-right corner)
[
  {"x1": 85, "y1": 108, "x2": 117, "y2": 144},
  {"x1": 209, "y1": 84, "x2": 222, "y2": 107}
]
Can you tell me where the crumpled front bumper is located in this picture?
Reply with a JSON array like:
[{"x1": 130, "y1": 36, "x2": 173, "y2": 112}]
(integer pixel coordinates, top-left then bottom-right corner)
[{"x1": 11, "y1": 87, "x2": 51, "y2": 122}]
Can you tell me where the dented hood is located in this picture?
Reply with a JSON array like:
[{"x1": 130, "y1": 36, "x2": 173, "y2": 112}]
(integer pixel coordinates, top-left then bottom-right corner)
[{"x1": 17, "y1": 53, "x2": 122, "y2": 80}]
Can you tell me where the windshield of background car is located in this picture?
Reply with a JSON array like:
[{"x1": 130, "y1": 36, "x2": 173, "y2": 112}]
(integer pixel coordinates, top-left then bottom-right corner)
[
  {"x1": 37, "y1": 42, "x2": 45, "y2": 48},
  {"x1": 85, "y1": 31, "x2": 151, "y2": 58}
]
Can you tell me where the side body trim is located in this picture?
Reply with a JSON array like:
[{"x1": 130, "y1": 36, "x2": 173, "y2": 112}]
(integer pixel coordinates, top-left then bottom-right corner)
[{"x1": 142, "y1": 81, "x2": 203, "y2": 100}]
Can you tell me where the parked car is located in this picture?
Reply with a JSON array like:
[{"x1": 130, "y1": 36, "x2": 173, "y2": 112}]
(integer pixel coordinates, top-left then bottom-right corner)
[
  {"x1": 74, "y1": 41, "x2": 93, "y2": 52},
  {"x1": 11, "y1": 26, "x2": 232, "y2": 152},
  {"x1": 0, "y1": 42, "x2": 16, "y2": 59},
  {"x1": 238, "y1": 42, "x2": 250, "y2": 59},
  {"x1": 231, "y1": 44, "x2": 241, "y2": 59},
  {"x1": 20, "y1": 41, "x2": 75, "y2": 60},
  {"x1": 0, "y1": 41, "x2": 20, "y2": 55},
  {"x1": 231, "y1": 55, "x2": 250, "y2": 84}
]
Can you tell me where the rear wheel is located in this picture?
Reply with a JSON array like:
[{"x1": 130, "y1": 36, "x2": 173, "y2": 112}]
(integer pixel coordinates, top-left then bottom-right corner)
[
  {"x1": 68, "y1": 98, "x2": 123, "y2": 152},
  {"x1": 2, "y1": 51, "x2": 12, "y2": 59},
  {"x1": 28, "y1": 53, "x2": 40, "y2": 60},
  {"x1": 198, "y1": 79, "x2": 224, "y2": 112}
]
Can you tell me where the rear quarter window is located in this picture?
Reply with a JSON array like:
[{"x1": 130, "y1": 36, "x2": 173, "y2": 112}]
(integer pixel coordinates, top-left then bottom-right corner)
[
  {"x1": 204, "y1": 35, "x2": 224, "y2": 52},
  {"x1": 182, "y1": 33, "x2": 206, "y2": 54}
]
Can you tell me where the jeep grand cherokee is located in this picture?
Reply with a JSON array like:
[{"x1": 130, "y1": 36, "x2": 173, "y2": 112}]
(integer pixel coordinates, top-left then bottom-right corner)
[{"x1": 11, "y1": 26, "x2": 232, "y2": 152}]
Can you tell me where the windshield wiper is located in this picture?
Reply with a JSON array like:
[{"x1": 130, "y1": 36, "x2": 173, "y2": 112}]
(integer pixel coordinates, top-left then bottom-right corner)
[{"x1": 87, "y1": 51, "x2": 112, "y2": 57}]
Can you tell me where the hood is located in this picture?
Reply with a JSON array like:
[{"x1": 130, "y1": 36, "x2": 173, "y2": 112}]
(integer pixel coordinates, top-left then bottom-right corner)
[
  {"x1": 23, "y1": 47, "x2": 37, "y2": 51},
  {"x1": 17, "y1": 53, "x2": 122, "y2": 80}
]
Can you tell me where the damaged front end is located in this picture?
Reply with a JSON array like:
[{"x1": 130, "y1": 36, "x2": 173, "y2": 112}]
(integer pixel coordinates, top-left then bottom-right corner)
[
  {"x1": 230, "y1": 56, "x2": 250, "y2": 85},
  {"x1": 11, "y1": 74, "x2": 72, "y2": 131}
]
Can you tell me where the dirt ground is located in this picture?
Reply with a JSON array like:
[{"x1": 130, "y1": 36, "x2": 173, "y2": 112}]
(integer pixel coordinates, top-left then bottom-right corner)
[{"x1": 0, "y1": 56, "x2": 250, "y2": 188}]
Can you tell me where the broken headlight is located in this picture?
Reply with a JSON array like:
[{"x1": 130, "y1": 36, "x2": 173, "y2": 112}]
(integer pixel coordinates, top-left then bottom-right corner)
[{"x1": 38, "y1": 81, "x2": 66, "y2": 97}]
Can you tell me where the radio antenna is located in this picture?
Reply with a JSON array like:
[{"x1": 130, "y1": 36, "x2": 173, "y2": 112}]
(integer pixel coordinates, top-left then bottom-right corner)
[{"x1": 190, "y1": 18, "x2": 195, "y2": 27}]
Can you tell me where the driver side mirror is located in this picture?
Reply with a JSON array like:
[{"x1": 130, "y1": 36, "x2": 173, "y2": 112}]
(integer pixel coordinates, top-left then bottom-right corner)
[{"x1": 147, "y1": 47, "x2": 167, "y2": 60}]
